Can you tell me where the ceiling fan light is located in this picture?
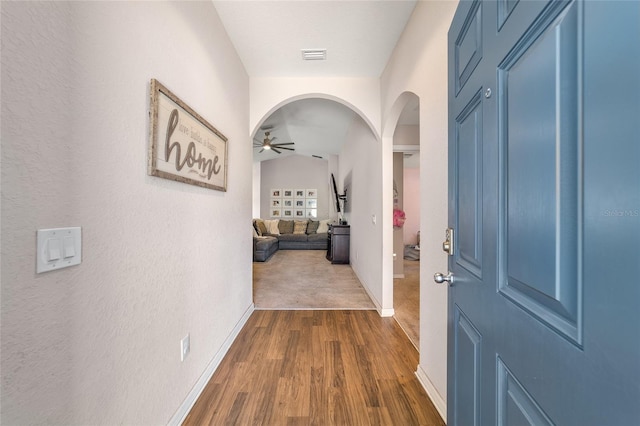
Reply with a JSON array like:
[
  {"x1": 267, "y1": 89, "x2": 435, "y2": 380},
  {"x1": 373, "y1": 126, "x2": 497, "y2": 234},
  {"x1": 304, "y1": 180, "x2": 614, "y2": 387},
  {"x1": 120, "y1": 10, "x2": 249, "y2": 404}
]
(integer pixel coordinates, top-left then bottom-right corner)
[{"x1": 264, "y1": 145, "x2": 271, "y2": 150}]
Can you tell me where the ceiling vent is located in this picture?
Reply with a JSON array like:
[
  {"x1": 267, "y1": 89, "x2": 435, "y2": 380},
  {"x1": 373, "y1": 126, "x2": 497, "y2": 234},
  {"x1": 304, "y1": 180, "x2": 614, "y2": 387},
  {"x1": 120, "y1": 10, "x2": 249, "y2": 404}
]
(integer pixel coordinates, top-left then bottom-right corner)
[{"x1": 301, "y1": 49, "x2": 327, "y2": 61}]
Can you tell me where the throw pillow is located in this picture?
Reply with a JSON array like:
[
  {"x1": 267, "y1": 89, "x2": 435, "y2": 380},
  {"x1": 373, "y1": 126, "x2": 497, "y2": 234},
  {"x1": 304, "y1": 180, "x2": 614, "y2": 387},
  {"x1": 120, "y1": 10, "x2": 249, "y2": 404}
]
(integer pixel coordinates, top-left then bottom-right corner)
[
  {"x1": 264, "y1": 219, "x2": 280, "y2": 235},
  {"x1": 293, "y1": 220, "x2": 308, "y2": 234},
  {"x1": 254, "y1": 219, "x2": 267, "y2": 236},
  {"x1": 278, "y1": 219, "x2": 294, "y2": 234},
  {"x1": 252, "y1": 225, "x2": 259, "y2": 238},
  {"x1": 306, "y1": 219, "x2": 319, "y2": 234},
  {"x1": 317, "y1": 219, "x2": 330, "y2": 234}
]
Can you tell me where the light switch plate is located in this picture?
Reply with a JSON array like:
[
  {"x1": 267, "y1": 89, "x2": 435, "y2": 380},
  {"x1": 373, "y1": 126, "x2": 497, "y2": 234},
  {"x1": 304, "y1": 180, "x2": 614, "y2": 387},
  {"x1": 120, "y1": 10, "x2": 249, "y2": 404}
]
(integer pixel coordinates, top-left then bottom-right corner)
[{"x1": 37, "y1": 227, "x2": 82, "y2": 273}]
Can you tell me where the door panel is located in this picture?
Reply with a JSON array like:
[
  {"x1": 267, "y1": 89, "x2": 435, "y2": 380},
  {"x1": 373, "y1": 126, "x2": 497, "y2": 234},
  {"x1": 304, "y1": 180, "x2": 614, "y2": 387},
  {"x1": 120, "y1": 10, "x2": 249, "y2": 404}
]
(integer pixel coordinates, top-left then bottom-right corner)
[
  {"x1": 452, "y1": 306, "x2": 482, "y2": 426},
  {"x1": 497, "y1": 357, "x2": 553, "y2": 426},
  {"x1": 455, "y1": 90, "x2": 483, "y2": 278},
  {"x1": 454, "y1": 0, "x2": 483, "y2": 95},
  {"x1": 448, "y1": 1, "x2": 640, "y2": 425},
  {"x1": 498, "y1": 0, "x2": 581, "y2": 344},
  {"x1": 497, "y1": 0, "x2": 519, "y2": 29}
]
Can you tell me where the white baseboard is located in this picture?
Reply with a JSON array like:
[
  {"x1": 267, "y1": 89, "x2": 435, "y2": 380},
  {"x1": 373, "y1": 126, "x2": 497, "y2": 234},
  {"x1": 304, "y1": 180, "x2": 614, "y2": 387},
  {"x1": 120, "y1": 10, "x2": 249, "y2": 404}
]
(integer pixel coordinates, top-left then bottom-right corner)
[
  {"x1": 379, "y1": 308, "x2": 395, "y2": 317},
  {"x1": 415, "y1": 364, "x2": 447, "y2": 423},
  {"x1": 356, "y1": 272, "x2": 394, "y2": 317},
  {"x1": 168, "y1": 303, "x2": 255, "y2": 426}
]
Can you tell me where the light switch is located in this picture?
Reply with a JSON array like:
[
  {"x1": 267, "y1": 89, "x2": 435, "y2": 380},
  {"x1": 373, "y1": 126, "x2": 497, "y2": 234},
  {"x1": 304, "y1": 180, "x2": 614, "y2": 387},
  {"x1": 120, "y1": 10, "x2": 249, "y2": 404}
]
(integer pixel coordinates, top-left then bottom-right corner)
[
  {"x1": 37, "y1": 227, "x2": 82, "y2": 273},
  {"x1": 63, "y1": 236, "x2": 75, "y2": 258},
  {"x1": 47, "y1": 238, "x2": 61, "y2": 261}
]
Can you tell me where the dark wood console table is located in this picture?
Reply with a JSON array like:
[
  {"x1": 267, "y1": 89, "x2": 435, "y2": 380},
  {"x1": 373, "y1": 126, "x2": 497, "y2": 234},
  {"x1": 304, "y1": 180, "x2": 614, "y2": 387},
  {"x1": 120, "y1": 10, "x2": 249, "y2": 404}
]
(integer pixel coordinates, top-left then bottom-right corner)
[{"x1": 326, "y1": 224, "x2": 350, "y2": 264}]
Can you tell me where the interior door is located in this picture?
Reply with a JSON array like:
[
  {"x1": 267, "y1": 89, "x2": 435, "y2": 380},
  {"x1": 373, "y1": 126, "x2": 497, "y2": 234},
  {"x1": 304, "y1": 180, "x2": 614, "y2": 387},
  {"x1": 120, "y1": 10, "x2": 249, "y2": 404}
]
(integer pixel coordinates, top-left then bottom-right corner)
[{"x1": 445, "y1": 1, "x2": 640, "y2": 424}]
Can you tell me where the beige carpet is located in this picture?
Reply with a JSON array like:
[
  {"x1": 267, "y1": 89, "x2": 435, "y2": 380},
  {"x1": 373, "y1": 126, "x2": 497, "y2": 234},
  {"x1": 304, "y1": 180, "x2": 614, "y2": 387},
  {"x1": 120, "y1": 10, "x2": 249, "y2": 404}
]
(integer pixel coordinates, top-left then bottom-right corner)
[
  {"x1": 394, "y1": 259, "x2": 419, "y2": 347},
  {"x1": 253, "y1": 250, "x2": 375, "y2": 310}
]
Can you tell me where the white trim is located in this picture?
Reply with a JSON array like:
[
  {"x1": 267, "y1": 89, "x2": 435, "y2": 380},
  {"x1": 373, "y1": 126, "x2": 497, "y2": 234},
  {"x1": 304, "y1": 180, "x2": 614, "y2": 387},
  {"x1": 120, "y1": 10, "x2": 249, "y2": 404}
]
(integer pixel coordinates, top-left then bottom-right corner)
[
  {"x1": 379, "y1": 308, "x2": 395, "y2": 317},
  {"x1": 354, "y1": 268, "x2": 395, "y2": 318},
  {"x1": 415, "y1": 364, "x2": 447, "y2": 423},
  {"x1": 168, "y1": 303, "x2": 255, "y2": 426},
  {"x1": 392, "y1": 144, "x2": 420, "y2": 153}
]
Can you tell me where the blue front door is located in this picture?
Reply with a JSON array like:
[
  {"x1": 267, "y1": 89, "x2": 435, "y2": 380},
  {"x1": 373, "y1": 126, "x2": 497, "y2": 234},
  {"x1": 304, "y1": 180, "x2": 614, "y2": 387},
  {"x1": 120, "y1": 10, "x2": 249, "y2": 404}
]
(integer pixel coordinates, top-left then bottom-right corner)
[{"x1": 446, "y1": 1, "x2": 640, "y2": 424}]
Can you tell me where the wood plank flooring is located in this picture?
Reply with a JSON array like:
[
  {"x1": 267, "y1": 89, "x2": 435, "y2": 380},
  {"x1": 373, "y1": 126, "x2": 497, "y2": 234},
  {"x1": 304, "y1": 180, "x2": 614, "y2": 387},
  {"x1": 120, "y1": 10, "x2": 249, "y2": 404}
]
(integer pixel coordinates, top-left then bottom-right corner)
[
  {"x1": 184, "y1": 310, "x2": 444, "y2": 426},
  {"x1": 394, "y1": 259, "x2": 420, "y2": 348}
]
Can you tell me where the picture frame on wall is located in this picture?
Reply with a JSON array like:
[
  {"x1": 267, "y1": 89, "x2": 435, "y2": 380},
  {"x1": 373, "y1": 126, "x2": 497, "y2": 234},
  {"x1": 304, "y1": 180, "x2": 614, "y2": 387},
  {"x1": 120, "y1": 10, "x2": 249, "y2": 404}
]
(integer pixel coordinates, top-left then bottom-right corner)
[
  {"x1": 271, "y1": 209, "x2": 281, "y2": 218},
  {"x1": 306, "y1": 189, "x2": 317, "y2": 198},
  {"x1": 148, "y1": 79, "x2": 228, "y2": 191},
  {"x1": 306, "y1": 198, "x2": 317, "y2": 209},
  {"x1": 295, "y1": 199, "x2": 305, "y2": 208},
  {"x1": 306, "y1": 209, "x2": 317, "y2": 219},
  {"x1": 295, "y1": 189, "x2": 305, "y2": 198},
  {"x1": 271, "y1": 199, "x2": 281, "y2": 207},
  {"x1": 283, "y1": 189, "x2": 293, "y2": 198},
  {"x1": 294, "y1": 209, "x2": 305, "y2": 218},
  {"x1": 271, "y1": 189, "x2": 282, "y2": 198},
  {"x1": 283, "y1": 209, "x2": 293, "y2": 218},
  {"x1": 283, "y1": 199, "x2": 293, "y2": 207}
]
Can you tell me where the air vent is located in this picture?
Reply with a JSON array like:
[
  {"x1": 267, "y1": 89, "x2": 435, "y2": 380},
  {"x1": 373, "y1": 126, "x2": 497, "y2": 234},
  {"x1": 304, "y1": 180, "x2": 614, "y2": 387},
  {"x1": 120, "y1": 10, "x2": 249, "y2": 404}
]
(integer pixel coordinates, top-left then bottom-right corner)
[{"x1": 301, "y1": 49, "x2": 327, "y2": 61}]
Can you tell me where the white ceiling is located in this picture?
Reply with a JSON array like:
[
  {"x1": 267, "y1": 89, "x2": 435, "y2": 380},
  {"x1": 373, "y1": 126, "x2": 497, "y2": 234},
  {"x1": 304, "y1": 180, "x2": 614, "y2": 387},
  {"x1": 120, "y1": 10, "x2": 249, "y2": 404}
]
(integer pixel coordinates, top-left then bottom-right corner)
[{"x1": 212, "y1": 0, "x2": 419, "y2": 161}]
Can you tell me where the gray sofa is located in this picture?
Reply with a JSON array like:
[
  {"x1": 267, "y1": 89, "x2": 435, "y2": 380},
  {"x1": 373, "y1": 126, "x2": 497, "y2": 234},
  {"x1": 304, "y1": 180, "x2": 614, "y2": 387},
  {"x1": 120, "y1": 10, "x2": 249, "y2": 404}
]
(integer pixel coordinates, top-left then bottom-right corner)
[
  {"x1": 253, "y1": 236, "x2": 279, "y2": 262},
  {"x1": 277, "y1": 232, "x2": 328, "y2": 250},
  {"x1": 253, "y1": 218, "x2": 329, "y2": 262}
]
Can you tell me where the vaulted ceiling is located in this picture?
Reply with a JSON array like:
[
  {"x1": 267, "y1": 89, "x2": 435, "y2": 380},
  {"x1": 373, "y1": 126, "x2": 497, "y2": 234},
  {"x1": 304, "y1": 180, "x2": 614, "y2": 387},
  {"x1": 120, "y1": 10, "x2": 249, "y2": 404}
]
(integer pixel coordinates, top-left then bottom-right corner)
[{"x1": 213, "y1": 0, "x2": 419, "y2": 162}]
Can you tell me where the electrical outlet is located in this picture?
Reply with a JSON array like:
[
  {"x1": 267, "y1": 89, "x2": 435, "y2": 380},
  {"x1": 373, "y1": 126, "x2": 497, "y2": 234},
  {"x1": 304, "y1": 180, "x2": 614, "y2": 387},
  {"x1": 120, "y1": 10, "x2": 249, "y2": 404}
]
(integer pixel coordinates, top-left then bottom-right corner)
[{"x1": 181, "y1": 334, "x2": 190, "y2": 362}]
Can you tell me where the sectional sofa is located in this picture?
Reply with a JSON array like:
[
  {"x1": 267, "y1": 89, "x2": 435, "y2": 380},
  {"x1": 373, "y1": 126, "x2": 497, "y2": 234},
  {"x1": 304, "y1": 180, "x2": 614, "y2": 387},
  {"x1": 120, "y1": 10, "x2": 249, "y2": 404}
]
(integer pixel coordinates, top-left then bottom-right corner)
[{"x1": 253, "y1": 218, "x2": 330, "y2": 262}]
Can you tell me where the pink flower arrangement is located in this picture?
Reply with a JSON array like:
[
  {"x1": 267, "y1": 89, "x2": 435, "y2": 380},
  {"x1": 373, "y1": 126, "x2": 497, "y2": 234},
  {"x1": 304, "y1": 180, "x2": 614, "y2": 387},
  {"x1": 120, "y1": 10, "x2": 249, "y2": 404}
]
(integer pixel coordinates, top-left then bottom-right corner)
[{"x1": 393, "y1": 208, "x2": 406, "y2": 228}]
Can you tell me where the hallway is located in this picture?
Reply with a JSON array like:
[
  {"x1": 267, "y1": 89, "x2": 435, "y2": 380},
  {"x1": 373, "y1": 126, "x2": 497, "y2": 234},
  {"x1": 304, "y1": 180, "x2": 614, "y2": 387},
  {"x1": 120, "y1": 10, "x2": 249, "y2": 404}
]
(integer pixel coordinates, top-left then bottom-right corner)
[{"x1": 183, "y1": 310, "x2": 444, "y2": 425}]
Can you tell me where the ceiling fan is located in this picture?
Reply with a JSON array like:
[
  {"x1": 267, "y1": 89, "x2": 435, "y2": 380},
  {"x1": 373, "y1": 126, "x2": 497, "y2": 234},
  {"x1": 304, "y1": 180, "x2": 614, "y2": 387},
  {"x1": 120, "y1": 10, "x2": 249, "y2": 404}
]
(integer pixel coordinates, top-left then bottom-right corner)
[{"x1": 253, "y1": 131, "x2": 295, "y2": 154}]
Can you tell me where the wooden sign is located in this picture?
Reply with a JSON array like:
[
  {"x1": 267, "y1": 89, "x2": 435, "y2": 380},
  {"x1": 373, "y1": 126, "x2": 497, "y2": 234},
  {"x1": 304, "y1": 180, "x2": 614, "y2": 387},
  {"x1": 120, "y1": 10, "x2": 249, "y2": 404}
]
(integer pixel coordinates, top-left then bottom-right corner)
[{"x1": 148, "y1": 79, "x2": 228, "y2": 191}]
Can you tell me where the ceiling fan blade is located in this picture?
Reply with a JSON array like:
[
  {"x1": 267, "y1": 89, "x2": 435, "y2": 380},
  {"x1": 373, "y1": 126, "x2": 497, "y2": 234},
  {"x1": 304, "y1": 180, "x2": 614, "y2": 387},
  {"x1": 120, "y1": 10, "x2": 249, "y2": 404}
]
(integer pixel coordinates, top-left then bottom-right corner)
[
  {"x1": 259, "y1": 148, "x2": 264, "y2": 153},
  {"x1": 275, "y1": 146, "x2": 295, "y2": 151},
  {"x1": 271, "y1": 147, "x2": 282, "y2": 154},
  {"x1": 273, "y1": 142, "x2": 294, "y2": 146}
]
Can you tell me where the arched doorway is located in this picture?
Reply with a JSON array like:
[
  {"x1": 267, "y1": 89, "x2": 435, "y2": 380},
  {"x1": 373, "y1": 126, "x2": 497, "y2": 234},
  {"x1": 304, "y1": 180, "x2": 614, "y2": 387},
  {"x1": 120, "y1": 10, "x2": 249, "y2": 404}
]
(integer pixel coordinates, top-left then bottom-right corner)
[{"x1": 382, "y1": 92, "x2": 421, "y2": 347}]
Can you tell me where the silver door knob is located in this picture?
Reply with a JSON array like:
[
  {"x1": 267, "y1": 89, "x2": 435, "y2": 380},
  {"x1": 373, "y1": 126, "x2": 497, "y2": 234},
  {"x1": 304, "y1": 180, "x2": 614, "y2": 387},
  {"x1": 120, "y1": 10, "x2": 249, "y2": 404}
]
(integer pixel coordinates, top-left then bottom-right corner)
[{"x1": 434, "y1": 272, "x2": 454, "y2": 285}]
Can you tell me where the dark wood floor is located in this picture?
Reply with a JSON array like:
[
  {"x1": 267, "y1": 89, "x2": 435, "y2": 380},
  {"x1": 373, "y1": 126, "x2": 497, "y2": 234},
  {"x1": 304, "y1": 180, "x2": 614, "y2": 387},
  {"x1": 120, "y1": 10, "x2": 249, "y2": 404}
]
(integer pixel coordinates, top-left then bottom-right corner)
[{"x1": 184, "y1": 310, "x2": 444, "y2": 426}]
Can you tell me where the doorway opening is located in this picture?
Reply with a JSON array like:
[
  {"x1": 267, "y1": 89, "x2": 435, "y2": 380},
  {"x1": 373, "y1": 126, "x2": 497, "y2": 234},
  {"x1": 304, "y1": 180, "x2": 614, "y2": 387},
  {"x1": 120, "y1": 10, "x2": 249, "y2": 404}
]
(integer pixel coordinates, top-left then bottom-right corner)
[{"x1": 390, "y1": 93, "x2": 420, "y2": 348}]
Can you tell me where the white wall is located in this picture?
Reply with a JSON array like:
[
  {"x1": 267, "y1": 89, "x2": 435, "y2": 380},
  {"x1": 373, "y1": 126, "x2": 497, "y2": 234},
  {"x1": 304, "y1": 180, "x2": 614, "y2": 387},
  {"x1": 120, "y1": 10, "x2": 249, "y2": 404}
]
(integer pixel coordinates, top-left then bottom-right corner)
[
  {"x1": 250, "y1": 77, "x2": 381, "y2": 139},
  {"x1": 339, "y1": 118, "x2": 386, "y2": 313},
  {"x1": 394, "y1": 124, "x2": 420, "y2": 146},
  {"x1": 380, "y1": 0, "x2": 459, "y2": 420},
  {"x1": 403, "y1": 167, "x2": 420, "y2": 246},
  {"x1": 1, "y1": 2, "x2": 252, "y2": 424},
  {"x1": 259, "y1": 155, "x2": 330, "y2": 219},
  {"x1": 253, "y1": 161, "x2": 262, "y2": 218}
]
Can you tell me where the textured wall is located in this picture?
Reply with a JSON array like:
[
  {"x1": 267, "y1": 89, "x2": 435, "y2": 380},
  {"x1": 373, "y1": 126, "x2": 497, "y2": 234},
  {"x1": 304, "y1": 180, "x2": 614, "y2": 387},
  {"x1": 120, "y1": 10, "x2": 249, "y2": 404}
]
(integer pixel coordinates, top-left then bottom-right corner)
[
  {"x1": 403, "y1": 168, "x2": 420, "y2": 246},
  {"x1": 380, "y1": 0, "x2": 459, "y2": 416},
  {"x1": 259, "y1": 155, "x2": 330, "y2": 220},
  {"x1": 339, "y1": 118, "x2": 383, "y2": 310},
  {"x1": 1, "y1": 2, "x2": 251, "y2": 424}
]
